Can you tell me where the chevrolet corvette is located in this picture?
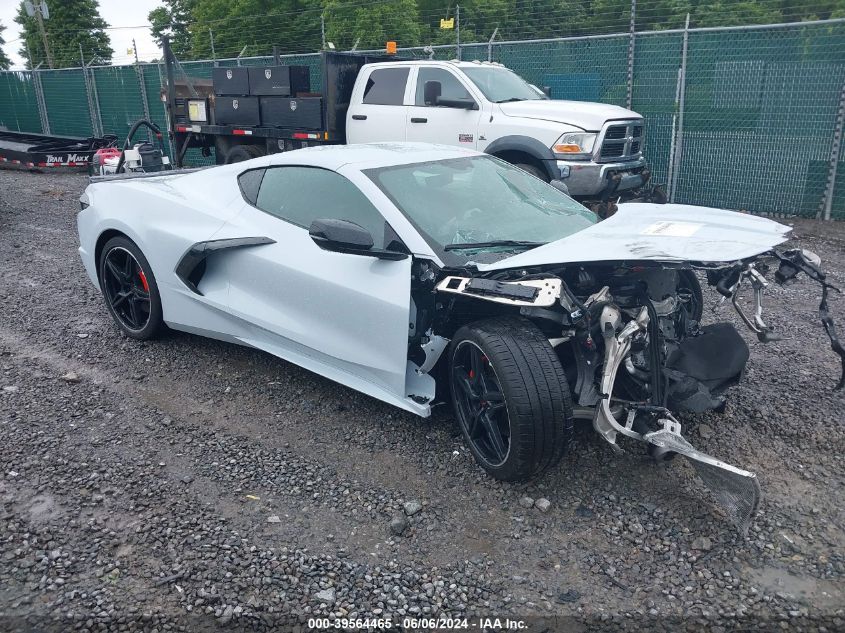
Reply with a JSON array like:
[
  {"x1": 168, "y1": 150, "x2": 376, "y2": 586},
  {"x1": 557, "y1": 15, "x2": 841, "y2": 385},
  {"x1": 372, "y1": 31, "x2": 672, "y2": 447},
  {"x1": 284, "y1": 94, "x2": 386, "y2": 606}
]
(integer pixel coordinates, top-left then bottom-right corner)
[{"x1": 77, "y1": 143, "x2": 843, "y2": 531}]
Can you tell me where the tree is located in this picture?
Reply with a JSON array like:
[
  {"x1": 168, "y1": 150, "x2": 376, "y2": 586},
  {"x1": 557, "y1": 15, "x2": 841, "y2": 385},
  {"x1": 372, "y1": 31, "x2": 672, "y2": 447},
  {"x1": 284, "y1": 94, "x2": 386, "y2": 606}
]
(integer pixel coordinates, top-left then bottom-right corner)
[
  {"x1": 322, "y1": 0, "x2": 422, "y2": 50},
  {"x1": 189, "y1": 0, "x2": 323, "y2": 59},
  {"x1": 15, "y1": 0, "x2": 112, "y2": 68},
  {"x1": 149, "y1": 0, "x2": 197, "y2": 58},
  {"x1": 0, "y1": 21, "x2": 11, "y2": 69}
]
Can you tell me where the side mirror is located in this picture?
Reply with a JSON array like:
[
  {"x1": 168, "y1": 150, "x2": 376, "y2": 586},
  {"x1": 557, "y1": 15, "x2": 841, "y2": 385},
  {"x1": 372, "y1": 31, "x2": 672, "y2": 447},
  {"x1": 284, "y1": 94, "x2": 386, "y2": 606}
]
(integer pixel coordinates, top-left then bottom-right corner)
[
  {"x1": 423, "y1": 80, "x2": 442, "y2": 106},
  {"x1": 541, "y1": 85, "x2": 552, "y2": 98},
  {"x1": 309, "y1": 218, "x2": 408, "y2": 260},
  {"x1": 435, "y1": 97, "x2": 479, "y2": 110},
  {"x1": 549, "y1": 179, "x2": 570, "y2": 196}
]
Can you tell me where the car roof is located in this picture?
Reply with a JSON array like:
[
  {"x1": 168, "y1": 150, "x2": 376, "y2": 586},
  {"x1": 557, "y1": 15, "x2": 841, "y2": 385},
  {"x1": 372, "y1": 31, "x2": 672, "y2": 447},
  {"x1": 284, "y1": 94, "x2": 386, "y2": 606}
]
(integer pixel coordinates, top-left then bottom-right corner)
[{"x1": 255, "y1": 142, "x2": 481, "y2": 171}]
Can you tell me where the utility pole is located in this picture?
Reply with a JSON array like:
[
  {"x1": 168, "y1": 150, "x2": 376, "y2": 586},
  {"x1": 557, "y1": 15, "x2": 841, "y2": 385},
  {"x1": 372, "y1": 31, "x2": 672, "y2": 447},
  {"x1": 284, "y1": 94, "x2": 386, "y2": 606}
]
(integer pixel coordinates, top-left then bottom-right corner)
[{"x1": 24, "y1": 1, "x2": 53, "y2": 69}]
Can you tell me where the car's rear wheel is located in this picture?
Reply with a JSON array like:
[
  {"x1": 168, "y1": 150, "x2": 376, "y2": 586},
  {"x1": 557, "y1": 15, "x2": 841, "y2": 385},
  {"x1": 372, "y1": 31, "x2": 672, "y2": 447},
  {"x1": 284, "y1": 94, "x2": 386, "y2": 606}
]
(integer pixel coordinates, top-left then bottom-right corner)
[
  {"x1": 449, "y1": 317, "x2": 574, "y2": 481},
  {"x1": 98, "y1": 236, "x2": 163, "y2": 340}
]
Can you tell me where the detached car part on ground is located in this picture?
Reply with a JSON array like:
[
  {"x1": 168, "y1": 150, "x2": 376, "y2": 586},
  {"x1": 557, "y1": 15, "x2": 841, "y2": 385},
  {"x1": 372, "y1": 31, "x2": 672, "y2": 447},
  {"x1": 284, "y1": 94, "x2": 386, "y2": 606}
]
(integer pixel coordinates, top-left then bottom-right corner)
[{"x1": 77, "y1": 143, "x2": 844, "y2": 533}]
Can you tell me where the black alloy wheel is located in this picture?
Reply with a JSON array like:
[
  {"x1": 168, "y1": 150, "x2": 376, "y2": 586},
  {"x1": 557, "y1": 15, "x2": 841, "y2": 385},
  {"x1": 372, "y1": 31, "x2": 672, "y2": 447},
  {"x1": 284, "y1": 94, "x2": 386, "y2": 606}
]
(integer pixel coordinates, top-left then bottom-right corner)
[
  {"x1": 452, "y1": 341, "x2": 510, "y2": 467},
  {"x1": 102, "y1": 246, "x2": 151, "y2": 331},
  {"x1": 98, "y1": 236, "x2": 163, "y2": 340},
  {"x1": 449, "y1": 317, "x2": 573, "y2": 481}
]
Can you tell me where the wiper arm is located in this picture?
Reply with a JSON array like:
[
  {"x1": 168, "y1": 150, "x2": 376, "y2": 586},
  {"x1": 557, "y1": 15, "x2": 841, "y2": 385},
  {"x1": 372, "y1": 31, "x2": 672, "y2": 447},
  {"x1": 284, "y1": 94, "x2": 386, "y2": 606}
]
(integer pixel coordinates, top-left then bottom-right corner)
[{"x1": 444, "y1": 240, "x2": 546, "y2": 251}]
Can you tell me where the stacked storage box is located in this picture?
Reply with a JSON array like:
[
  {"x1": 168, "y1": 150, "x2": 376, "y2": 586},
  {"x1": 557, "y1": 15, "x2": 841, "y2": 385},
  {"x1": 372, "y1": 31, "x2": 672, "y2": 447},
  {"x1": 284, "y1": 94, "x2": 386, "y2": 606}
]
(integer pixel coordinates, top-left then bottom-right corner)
[
  {"x1": 252, "y1": 66, "x2": 322, "y2": 131},
  {"x1": 213, "y1": 68, "x2": 259, "y2": 126},
  {"x1": 212, "y1": 65, "x2": 321, "y2": 130}
]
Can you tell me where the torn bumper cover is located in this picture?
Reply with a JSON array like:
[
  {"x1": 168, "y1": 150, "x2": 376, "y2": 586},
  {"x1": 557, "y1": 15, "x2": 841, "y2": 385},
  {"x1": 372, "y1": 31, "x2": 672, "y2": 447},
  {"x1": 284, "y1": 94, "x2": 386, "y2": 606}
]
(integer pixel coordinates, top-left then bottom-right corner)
[
  {"x1": 644, "y1": 429, "x2": 761, "y2": 532},
  {"x1": 592, "y1": 303, "x2": 761, "y2": 533}
]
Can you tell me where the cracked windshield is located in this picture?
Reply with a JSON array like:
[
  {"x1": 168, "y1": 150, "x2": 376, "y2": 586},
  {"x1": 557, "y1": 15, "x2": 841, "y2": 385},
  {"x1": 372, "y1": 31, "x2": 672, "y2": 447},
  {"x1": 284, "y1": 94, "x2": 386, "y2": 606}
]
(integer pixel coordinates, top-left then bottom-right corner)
[{"x1": 365, "y1": 156, "x2": 597, "y2": 263}]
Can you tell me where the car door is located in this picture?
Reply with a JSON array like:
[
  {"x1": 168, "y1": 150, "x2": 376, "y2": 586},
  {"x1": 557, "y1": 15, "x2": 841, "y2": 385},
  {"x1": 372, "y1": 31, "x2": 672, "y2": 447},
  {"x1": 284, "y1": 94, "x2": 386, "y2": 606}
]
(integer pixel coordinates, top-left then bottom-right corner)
[
  {"x1": 405, "y1": 66, "x2": 482, "y2": 148},
  {"x1": 346, "y1": 66, "x2": 412, "y2": 143},
  {"x1": 219, "y1": 164, "x2": 413, "y2": 406}
]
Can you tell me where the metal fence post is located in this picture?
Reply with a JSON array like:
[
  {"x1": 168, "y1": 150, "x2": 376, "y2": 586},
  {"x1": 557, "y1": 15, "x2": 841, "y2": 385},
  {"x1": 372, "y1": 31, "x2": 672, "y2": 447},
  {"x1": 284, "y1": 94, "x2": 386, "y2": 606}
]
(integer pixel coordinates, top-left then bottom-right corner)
[
  {"x1": 80, "y1": 45, "x2": 98, "y2": 136},
  {"x1": 487, "y1": 28, "x2": 499, "y2": 62},
  {"x1": 821, "y1": 81, "x2": 845, "y2": 220},
  {"x1": 157, "y1": 62, "x2": 176, "y2": 161},
  {"x1": 625, "y1": 0, "x2": 636, "y2": 110},
  {"x1": 32, "y1": 69, "x2": 51, "y2": 135},
  {"x1": 134, "y1": 40, "x2": 152, "y2": 142},
  {"x1": 668, "y1": 14, "x2": 690, "y2": 203},
  {"x1": 456, "y1": 5, "x2": 461, "y2": 60}
]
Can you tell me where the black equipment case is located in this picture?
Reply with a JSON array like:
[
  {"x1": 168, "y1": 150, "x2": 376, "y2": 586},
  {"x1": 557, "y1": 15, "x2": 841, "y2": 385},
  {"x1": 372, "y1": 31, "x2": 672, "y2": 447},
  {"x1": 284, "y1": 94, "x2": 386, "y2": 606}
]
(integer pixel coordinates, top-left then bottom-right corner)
[
  {"x1": 212, "y1": 67, "x2": 250, "y2": 96},
  {"x1": 214, "y1": 96, "x2": 261, "y2": 126},
  {"x1": 248, "y1": 66, "x2": 311, "y2": 96},
  {"x1": 259, "y1": 97, "x2": 323, "y2": 130}
]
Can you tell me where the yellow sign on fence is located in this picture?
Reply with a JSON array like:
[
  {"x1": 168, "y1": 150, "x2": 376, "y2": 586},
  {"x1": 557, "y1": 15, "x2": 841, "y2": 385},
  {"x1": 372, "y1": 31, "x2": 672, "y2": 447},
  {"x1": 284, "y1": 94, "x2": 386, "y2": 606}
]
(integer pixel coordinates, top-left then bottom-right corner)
[{"x1": 440, "y1": 18, "x2": 454, "y2": 29}]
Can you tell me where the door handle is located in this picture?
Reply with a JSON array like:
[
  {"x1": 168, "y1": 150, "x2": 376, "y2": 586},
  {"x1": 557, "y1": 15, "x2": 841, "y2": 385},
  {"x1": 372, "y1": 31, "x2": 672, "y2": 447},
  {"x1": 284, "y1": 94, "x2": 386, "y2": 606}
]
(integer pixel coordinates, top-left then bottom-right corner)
[
  {"x1": 410, "y1": 117, "x2": 428, "y2": 123},
  {"x1": 351, "y1": 114, "x2": 367, "y2": 120}
]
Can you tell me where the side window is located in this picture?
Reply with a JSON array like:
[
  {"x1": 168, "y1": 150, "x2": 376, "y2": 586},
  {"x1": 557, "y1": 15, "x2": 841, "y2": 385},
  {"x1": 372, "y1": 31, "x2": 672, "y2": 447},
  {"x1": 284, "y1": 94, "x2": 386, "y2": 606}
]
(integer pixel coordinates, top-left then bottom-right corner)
[
  {"x1": 254, "y1": 166, "x2": 391, "y2": 248},
  {"x1": 415, "y1": 68, "x2": 473, "y2": 105},
  {"x1": 238, "y1": 168, "x2": 265, "y2": 206},
  {"x1": 362, "y1": 67, "x2": 410, "y2": 106}
]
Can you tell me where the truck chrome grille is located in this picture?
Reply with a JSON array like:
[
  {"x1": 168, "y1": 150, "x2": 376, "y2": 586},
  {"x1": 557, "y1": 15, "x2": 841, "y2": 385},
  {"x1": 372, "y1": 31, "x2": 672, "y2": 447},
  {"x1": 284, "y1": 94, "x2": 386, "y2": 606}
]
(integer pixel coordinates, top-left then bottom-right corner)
[{"x1": 598, "y1": 121, "x2": 643, "y2": 162}]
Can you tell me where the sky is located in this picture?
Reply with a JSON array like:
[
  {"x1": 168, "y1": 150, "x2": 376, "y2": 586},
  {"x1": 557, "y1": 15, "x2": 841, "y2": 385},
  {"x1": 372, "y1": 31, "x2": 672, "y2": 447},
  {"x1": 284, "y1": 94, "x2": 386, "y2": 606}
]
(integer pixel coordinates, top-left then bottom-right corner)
[{"x1": 0, "y1": 0, "x2": 164, "y2": 69}]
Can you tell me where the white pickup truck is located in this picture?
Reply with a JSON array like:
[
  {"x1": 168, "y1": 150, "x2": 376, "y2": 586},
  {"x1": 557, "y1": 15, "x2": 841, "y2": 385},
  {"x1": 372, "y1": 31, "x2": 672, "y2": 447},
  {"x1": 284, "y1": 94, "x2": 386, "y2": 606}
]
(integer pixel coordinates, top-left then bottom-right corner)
[
  {"x1": 168, "y1": 49, "x2": 653, "y2": 204},
  {"x1": 345, "y1": 59, "x2": 650, "y2": 201}
]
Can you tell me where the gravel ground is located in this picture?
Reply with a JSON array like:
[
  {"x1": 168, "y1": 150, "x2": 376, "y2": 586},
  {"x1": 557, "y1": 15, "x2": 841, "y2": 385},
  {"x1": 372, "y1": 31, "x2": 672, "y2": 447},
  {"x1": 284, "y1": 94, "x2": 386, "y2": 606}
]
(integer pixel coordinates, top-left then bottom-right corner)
[{"x1": 0, "y1": 169, "x2": 844, "y2": 632}]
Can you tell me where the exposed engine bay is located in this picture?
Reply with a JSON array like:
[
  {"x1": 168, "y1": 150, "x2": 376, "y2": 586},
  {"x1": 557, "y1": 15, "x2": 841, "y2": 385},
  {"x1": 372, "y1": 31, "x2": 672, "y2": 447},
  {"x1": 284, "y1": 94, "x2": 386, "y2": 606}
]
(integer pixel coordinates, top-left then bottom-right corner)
[{"x1": 408, "y1": 247, "x2": 843, "y2": 532}]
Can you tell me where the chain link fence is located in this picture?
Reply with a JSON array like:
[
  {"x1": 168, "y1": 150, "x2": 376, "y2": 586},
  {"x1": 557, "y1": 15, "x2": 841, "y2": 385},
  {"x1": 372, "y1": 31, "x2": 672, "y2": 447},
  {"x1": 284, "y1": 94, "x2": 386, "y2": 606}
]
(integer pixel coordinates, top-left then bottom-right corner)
[{"x1": 1, "y1": 19, "x2": 844, "y2": 219}]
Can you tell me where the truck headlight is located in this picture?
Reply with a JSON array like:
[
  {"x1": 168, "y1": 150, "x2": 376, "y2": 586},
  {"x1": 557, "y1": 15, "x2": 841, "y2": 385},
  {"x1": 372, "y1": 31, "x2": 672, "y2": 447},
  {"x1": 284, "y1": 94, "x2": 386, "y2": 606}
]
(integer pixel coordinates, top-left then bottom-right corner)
[{"x1": 553, "y1": 132, "x2": 596, "y2": 159}]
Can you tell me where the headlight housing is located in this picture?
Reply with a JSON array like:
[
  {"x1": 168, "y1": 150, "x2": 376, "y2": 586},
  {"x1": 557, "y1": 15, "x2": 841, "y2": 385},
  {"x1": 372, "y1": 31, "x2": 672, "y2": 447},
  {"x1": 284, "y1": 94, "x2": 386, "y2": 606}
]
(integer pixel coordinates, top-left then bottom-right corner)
[{"x1": 553, "y1": 132, "x2": 596, "y2": 160}]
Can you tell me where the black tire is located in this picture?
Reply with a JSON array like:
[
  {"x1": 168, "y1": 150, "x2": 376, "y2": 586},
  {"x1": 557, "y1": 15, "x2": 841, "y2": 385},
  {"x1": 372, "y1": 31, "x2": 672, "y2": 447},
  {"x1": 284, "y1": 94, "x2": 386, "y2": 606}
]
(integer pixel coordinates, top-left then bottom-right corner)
[
  {"x1": 514, "y1": 162, "x2": 550, "y2": 182},
  {"x1": 649, "y1": 185, "x2": 668, "y2": 204},
  {"x1": 98, "y1": 236, "x2": 164, "y2": 340},
  {"x1": 224, "y1": 144, "x2": 265, "y2": 164},
  {"x1": 449, "y1": 317, "x2": 574, "y2": 481},
  {"x1": 677, "y1": 269, "x2": 704, "y2": 323}
]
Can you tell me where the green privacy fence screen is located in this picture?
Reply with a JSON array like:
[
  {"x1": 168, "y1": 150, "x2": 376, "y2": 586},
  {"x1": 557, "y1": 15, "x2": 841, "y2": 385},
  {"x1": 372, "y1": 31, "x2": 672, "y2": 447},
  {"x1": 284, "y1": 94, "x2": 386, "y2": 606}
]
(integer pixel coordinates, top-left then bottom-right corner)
[{"x1": 1, "y1": 19, "x2": 843, "y2": 219}]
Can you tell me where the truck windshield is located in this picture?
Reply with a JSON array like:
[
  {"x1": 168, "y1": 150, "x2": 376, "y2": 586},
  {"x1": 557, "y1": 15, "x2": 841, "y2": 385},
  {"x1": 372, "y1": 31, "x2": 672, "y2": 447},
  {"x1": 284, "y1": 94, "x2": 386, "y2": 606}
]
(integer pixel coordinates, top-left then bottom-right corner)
[
  {"x1": 461, "y1": 66, "x2": 546, "y2": 103},
  {"x1": 364, "y1": 156, "x2": 596, "y2": 263}
]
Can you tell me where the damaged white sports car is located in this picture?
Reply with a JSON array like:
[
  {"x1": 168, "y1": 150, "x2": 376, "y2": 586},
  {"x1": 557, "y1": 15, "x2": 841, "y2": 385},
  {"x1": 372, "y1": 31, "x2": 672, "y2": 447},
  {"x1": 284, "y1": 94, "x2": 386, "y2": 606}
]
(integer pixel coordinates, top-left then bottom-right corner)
[{"x1": 77, "y1": 143, "x2": 843, "y2": 531}]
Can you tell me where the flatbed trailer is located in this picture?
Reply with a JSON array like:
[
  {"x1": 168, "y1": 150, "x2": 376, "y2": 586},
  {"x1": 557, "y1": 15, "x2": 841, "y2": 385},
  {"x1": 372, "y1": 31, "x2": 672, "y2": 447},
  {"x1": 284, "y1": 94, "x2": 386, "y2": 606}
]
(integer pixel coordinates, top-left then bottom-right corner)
[{"x1": 0, "y1": 129, "x2": 115, "y2": 171}]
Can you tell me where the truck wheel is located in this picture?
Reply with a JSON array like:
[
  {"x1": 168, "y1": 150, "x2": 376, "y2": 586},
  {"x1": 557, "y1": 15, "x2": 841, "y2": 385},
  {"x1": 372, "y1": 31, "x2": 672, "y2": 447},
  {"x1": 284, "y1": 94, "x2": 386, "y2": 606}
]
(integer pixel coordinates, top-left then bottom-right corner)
[
  {"x1": 449, "y1": 317, "x2": 574, "y2": 482},
  {"x1": 514, "y1": 162, "x2": 549, "y2": 182},
  {"x1": 225, "y1": 145, "x2": 265, "y2": 164}
]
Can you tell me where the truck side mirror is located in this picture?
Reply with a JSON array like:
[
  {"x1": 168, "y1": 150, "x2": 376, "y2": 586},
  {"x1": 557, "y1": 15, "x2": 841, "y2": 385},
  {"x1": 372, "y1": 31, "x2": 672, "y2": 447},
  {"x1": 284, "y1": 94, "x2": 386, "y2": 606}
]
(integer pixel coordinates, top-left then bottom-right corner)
[
  {"x1": 423, "y1": 80, "x2": 442, "y2": 106},
  {"x1": 542, "y1": 85, "x2": 552, "y2": 98}
]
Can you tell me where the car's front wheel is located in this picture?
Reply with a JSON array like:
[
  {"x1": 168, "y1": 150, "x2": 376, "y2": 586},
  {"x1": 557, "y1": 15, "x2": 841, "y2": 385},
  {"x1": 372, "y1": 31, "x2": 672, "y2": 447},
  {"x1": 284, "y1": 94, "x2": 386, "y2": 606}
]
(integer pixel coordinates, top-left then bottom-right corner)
[
  {"x1": 98, "y1": 236, "x2": 164, "y2": 340},
  {"x1": 449, "y1": 317, "x2": 574, "y2": 481}
]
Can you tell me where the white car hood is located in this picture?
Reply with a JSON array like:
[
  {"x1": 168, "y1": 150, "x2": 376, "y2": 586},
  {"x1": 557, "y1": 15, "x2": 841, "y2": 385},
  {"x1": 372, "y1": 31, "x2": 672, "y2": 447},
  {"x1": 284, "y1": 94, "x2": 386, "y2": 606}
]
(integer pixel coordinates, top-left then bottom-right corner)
[
  {"x1": 476, "y1": 203, "x2": 791, "y2": 271},
  {"x1": 498, "y1": 100, "x2": 641, "y2": 131}
]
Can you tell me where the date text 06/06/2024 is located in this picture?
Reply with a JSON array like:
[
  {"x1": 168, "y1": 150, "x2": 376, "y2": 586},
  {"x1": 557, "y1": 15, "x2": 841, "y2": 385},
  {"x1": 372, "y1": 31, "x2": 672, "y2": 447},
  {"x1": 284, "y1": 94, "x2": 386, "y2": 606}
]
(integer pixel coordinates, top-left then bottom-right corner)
[{"x1": 307, "y1": 616, "x2": 529, "y2": 630}]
